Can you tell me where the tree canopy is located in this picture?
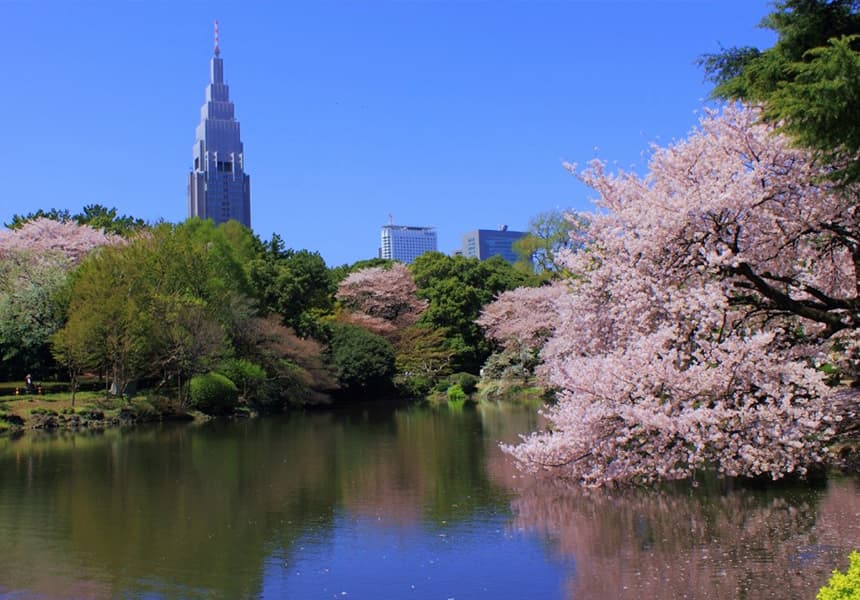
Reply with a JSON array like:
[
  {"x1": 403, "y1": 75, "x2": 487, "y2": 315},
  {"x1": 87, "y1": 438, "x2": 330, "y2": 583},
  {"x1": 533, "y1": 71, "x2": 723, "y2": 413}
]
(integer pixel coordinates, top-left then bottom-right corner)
[
  {"x1": 504, "y1": 106, "x2": 847, "y2": 486},
  {"x1": 700, "y1": 0, "x2": 860, "y2": 184},
  {"x1": 513, "y1": 209, "x2": 587, "y2": 278},
  {"x1": 5, "y1": 204, "x2": 148, "y2": 237},
  {"x1": 411, "y1": 252, "x2": 534, "y2": 373}
]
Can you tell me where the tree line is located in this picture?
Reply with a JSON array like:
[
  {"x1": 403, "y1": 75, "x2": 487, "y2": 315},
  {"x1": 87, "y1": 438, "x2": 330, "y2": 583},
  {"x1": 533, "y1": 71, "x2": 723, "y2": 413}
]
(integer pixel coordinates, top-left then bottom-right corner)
[{"x1": 0, "y1": 209, "x2": 537, "y2": 412}]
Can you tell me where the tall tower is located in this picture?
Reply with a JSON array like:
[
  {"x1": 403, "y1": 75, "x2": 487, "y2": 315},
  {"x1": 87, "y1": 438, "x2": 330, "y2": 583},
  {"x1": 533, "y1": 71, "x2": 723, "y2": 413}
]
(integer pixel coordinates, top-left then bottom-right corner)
[{"x1": 187, "y1": 21, "x2": 251, "y2": 228}]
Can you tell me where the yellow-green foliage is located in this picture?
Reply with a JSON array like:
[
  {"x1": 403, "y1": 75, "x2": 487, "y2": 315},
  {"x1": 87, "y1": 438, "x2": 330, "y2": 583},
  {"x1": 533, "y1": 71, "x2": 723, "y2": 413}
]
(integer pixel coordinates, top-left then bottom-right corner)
[
  {"x1": 818, "y1": 551, "x2": 860, "y2": 600},
  {"x1": 446, "y1": 383, "x2": 466, "y2": 404}
]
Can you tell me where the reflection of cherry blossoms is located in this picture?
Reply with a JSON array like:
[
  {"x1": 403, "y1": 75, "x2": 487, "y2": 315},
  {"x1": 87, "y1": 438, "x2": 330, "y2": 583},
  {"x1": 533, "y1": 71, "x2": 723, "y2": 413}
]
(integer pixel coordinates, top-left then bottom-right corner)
[
  {"x1": 504, "y1": 105, "x2": 860, "y2": 486},
  {"x1": 506, "y1": 476, "x2": 860, "y2": 600}
]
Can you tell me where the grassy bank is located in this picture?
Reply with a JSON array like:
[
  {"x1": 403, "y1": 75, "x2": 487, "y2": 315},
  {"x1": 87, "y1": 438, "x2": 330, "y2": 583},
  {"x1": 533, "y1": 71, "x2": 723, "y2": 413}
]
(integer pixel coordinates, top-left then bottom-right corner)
[{"x1": 0, "y1": 392, "x2": 201, "y2": 435}]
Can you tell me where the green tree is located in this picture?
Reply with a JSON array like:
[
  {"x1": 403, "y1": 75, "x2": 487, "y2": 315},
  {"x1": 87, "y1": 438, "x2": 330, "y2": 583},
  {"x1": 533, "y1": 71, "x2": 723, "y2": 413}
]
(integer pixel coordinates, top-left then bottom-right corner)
[
  {"x1": 75, "y1": 204, "x2": 147, "y2": 236},
  {"x1": 247, "y1": 234, "x2": 334, "y2": 337},
  {"x1": 0, "y1": 252, "x2": 70, "y2": 379},
  {"x1": 4, "y1": 208, "x2": 72, "y2": 229},
  {"x1": 216, "y1": 358, "x2": 267, "y2": 403},
  {"x1": 513, "y1": 209, "x2": 586, "y2": 278},
  {"x1": 410, "y1": 252, "x2": 533, "y2": 373},
  {"x1": 5, "y1": 204, "x2": 147, "y2": 236},
  {"x1": 56, "y1": 222, "x2": 251, "y2": 401},
  {"x1": 700, "y1": 0, "x2": 860, "y2": 184},
  {"x1": 149, "y1": 295, "x2": 226, "y2": 408},
  {"x1": 395, "y1": 325, "x2": 456, "y2": 380},
  {"x1": 326, "y1": 323, "x2": 396, "y2": 394},
  {"x1": 63, "y1": 242, "x2": 154, "y2": 397},
  {"x1": 50, "y1": 316, "x2": 93, "y2": 407}
]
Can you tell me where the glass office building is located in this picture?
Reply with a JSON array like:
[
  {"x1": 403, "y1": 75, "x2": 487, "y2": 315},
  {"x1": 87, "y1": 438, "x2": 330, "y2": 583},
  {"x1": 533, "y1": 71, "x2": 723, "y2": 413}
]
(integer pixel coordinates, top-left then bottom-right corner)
[
  {"x1": 461, "y1": 227, "x2": 526, "y2": 264},
  {"x1": 380, "y1": 225, "x2": 437, "y2": 264},
  {"x1": 187, "y1": 22, "x2": 252, "y2": 228}
]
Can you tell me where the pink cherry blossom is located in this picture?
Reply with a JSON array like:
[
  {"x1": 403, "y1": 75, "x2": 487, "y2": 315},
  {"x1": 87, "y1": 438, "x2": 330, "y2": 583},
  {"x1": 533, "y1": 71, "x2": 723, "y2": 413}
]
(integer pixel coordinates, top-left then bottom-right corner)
[
  {"x1": 505, "y1": 105, "x2": 849, "y2": 486},
  {"x1": 336, "y1": 263, "x2": 427, "y2": 332},
  {"x1": 0, "y1": 217, "x2": 121, "y2": 265}
]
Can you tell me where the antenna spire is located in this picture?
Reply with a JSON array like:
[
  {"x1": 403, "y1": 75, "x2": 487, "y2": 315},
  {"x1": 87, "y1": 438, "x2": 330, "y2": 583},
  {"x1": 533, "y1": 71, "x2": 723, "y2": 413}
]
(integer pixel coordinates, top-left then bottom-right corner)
[{"x1": 214, "y1": 20, "x2": 220, "y2": 56}]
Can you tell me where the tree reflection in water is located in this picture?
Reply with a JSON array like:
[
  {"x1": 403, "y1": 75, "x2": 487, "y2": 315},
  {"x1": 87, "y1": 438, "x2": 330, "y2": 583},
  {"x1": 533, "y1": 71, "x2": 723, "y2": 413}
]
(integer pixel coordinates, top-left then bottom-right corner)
[{"x1": 504, "y1": 475, "x2": 860, "y2": 600}]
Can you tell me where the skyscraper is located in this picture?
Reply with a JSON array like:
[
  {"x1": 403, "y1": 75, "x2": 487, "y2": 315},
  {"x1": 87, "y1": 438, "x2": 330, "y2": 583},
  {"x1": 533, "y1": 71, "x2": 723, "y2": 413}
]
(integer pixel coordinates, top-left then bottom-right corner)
[
  {"x1": 187, "y1": 21, "x2": 251, "y2": 228},
  {"x1": 461, "y1": 226, "x2": 526, "y2": 264},
  {"x1": 380, "y1": 224, "x2": 437, "y2": 264}
]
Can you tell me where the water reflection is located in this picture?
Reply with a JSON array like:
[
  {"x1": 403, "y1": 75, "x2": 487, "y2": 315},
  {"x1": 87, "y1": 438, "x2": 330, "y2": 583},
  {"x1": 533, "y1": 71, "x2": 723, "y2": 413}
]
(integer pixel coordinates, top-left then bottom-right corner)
[
  {"x1": 504, "y1": 475, "x2": 860, "y2": 599},
  {"x1": 0, "y1": 403, "x2": 857, "y2": 600},
  {"x1": 0, "y1": 403, "x2": 555, "y2": 599}
]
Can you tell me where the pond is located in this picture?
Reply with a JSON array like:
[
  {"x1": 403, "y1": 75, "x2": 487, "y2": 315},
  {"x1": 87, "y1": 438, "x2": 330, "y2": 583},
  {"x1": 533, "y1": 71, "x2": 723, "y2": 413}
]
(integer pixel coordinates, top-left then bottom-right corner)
[{"x1": 0, "y1": 402, "x2": 857, "y2": 599}]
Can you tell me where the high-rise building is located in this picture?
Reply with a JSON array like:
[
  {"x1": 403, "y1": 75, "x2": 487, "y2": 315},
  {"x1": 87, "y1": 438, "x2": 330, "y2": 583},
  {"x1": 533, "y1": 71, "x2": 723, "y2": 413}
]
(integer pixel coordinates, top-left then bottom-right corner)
[
  {"x1": 187, "y1": 21, "x2": 251, "y2": 228},
  {"x1": 461, "y1": 226, "x2": 526, "y2": 264},
  {"x1": 380, "y1": 224, "x2": 437, "y2": 264}
]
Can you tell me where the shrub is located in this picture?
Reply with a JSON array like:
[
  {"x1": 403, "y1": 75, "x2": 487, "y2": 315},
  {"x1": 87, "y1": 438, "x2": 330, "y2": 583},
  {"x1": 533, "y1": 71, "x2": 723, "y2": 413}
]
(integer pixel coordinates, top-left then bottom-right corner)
[
  {"x1": 447, "y1": 383, "x2": 467, "y2": 404},
  {"x1": 217, "y1": 358, "x2": 267, "y2": 402},
  {"x1": 326, "y1": 323, "x2": 396, "y2": 393},
  {"x1": 433, "y1": 379, "x2": 451, "y2": 393},
  {"x1": 190, "y1": 372, "x2": 239, "y2": 414},
  {"x1": 396, "y1": 375, "x2": 434, "y2": 398},
  {"x1": 453, "y1": 372, "x2": 479, "y2": 395},
  {"x1": 817, "y1": 551, "x2": 860, "y2": 600},
  {"x1": 130, "y1": 398, "x2": 158, "y2": 420}
]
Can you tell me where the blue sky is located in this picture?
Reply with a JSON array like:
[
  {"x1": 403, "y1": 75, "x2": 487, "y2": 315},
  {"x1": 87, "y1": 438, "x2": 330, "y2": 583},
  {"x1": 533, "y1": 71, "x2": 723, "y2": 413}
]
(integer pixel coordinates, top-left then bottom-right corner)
[{"x1": 0, "y1": 1, "x2": 775, "y2": 267}]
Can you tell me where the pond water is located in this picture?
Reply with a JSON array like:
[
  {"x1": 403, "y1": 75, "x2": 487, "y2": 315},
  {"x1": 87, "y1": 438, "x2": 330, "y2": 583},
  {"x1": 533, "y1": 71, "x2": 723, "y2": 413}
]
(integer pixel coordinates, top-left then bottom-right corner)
[{"x1": 0, "y1": 402, "x2": 858, "y2": 600}]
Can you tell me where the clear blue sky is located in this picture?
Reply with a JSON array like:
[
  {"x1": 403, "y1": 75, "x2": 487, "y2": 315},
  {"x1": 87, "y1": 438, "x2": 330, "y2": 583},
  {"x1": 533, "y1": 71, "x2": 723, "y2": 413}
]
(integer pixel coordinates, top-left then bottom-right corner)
[{"x1": 0, "y1": 1, "x2": 775, "y2": 267}]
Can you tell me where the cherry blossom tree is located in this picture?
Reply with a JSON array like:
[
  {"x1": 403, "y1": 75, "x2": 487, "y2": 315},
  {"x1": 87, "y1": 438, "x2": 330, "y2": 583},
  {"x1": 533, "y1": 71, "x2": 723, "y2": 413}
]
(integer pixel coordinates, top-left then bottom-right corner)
[
  {"x1": 478, "y1": 283, "x2": 567, "y2": 350},
  {"x1": 0, "y1": 217, "x2": 120, "y2": 265},
  {"x1": 0, "y1": 251, "x2": 70, "y2": 377},
  {"x1": 505, "y1": 105, "x2": 852, "y2": 486},
  {"x1": 0, "y1": 219, "x2": 120, "y2": 378},
  {"x1": 336, "y1": 263, "x2": 427, "y2": 337}
]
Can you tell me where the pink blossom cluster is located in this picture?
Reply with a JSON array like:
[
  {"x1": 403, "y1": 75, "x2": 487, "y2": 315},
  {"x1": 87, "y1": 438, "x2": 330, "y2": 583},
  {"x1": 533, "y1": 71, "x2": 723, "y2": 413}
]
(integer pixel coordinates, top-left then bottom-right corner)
[
  {"x1": 505, "y1": 105, "x2": 850, "y2": 486},
  {"x1": 477, "y1": 283, "x2": 567, "y2": 350},
  {"x1": 336, "y1": 263, "x2": 427, "y2": 335},
  {"x1": 0, "y1": 218, "x2": 120, "y2": 265}
]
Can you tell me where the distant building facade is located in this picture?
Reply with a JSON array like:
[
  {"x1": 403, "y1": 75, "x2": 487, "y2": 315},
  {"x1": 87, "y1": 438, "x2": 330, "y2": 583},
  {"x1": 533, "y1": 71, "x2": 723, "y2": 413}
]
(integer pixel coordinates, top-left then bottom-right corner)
[
  {"x1": 380, "y1": 224, "x2": 437, "y2": 264},
  {"x1": 187, "y1": 21, "x2": 251, "y2": 228},
  {"x1": 461, "y1": 227, "x2": 526, "y2": 264}
]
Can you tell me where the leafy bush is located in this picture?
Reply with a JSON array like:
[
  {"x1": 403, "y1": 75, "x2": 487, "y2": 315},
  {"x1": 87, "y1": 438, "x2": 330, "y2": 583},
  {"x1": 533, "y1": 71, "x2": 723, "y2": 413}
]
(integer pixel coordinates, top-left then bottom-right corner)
[
  {"x1": 433, "y1": 379, "x2": 451, "y2": 393},
  {"x1": 452, "y1": 372, "x2": 479, "y2": 395},
  {"x1": 818, "y1": 551, "x2": 860, "y2": 600},
  {"x1": 130, "y1": 398, "x2": 158, "y2": 420},
  {"x1": 396, "y1": 375, "x2": 434, "y2": 398},
  {"x1": 190, "y1": 372, "x2": 239, "y2": 414},
  {"x1": 326, "y1": 323, "x2": 395, "y2": 394},
  {"x1": 217, "y1": 358, "x2": 266, "y2": 402},
  {"x1": 447, "y1": 383, "x2": 467, "y2": 404}
]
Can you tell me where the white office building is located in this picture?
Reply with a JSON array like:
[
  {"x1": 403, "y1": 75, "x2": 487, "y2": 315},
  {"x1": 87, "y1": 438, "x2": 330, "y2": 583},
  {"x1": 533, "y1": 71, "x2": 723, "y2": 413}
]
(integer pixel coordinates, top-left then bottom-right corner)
[{"x1": 380, "y1": 224, "x2": 437, "y2": 264}]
